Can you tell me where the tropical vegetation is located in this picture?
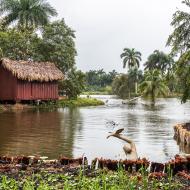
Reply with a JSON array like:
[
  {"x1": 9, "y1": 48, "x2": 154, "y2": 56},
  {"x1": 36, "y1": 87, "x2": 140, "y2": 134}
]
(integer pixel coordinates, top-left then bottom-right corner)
[
  {"x1": 167, "y1": 0, "x2": 190, "y2": 55},
  {"x1": 175, "y1": 50, "x2": 190, "y2": 103},
  {"x1": 0, "y1": 0, "x2": 189, "y2": 103},
  {"x1": 144, "y1": 50, "x2": 174, "y2": 75},
  {"x1": 120, "y1": 48, "x2": 142, "y2": 94},
  {"x1": 112, "y1": 74, "x2": 130, "y2": 99},
  {"x1": 59, "y1": 69, "x2": 85, "y2": 99},
  {"x1": 112, "y1": 68, "x2": 143, "y2": 99},
  {"x1": 0, "y1": 0, "x2": 84, "y2": 99},
  {"x1": 0, "y1": 0, "x2": 57, "y2": 29},
  {"x1": 167, "y1": 0, "x2": 190, "y2": 102},
  {"x1": 113, "y1": 48, "x2": 177, "y2": 103},
  {"x1": 85, "y1": 69, "x2": 117, "y2": 93},
  {"x1": 139, "y1": 70, "x2": 169, "y2": 105},
  {"x1": 111, "y1": 0, "x2": 190, "y2": 103},
  {"x1": 0, "y1": 0, "x2": 190, "y2": 189},
  {"x1": 120, "y1": 48, "x2": 142, "y2": 69}
]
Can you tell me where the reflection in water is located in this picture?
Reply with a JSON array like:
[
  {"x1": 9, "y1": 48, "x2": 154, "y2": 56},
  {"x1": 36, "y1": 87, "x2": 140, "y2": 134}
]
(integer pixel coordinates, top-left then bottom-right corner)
[
  {"x1": 0, "y1": 96, "x2": 190, "y2": 162},
  {"x1": 177, "y1": 142, "x2": 190, "y2": 154},
  {"x1": 58, "y1": 108, "x2": 83, "y2": 157},
  {"x1": 0, "y1": 109, "x2": 83, "y2": 158}
]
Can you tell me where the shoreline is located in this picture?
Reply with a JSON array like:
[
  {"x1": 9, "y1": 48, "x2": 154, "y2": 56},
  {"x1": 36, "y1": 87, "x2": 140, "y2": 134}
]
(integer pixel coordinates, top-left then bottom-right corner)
[{"x1": 0, "y1": 97, "x2": 105, "y2": 112}]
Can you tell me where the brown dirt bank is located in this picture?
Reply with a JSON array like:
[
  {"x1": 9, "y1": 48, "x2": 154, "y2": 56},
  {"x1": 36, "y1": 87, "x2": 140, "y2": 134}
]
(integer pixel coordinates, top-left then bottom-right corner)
[{"x1": 0, "y1": 155, "x2": 190, "y2": 187}]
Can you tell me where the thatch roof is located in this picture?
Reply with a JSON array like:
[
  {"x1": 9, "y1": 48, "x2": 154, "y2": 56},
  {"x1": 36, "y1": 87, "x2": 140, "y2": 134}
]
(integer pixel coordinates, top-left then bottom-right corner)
[{"x1": 0, "y1": 58, "x2": 64, "y2": 82}]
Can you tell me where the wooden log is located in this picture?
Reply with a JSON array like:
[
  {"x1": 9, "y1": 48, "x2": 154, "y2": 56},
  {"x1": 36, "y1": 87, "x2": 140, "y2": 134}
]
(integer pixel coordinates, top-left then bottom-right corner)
[{"x1": 174, "y1": 123, "x2": 190, "y2": 147}]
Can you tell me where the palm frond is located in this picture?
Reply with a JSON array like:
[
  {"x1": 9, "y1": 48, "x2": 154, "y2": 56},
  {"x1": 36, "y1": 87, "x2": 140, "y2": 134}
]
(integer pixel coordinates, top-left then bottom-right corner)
[
  {"x1": 182, "y1": 0, "x2": 190, "y2": 7},
  {"x1": 0, "y1": 0, "x2": 57, "y2": 28},
  {"x1": 120, "y1": 48, "x2": 142, "y2": 69},
  {"x1": 120, "y1": 52, "x2": 127, "y2": 59}
]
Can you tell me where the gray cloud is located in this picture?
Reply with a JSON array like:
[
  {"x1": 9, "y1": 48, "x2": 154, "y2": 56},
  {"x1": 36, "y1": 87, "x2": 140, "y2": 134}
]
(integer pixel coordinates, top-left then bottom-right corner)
[{"x1": 49, "y1": 0, "x2": 182, "y2": 72}]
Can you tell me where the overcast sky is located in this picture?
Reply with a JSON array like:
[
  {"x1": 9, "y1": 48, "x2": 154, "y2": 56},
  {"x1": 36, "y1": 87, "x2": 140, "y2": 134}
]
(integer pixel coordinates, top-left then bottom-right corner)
[{"x1": 49, "y1": 0, "x2": 183, "y2": 72}]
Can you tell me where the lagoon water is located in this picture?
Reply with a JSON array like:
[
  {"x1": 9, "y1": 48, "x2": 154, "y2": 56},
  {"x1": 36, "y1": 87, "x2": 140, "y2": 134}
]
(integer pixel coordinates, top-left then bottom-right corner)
[{"x1": 0, "y1": 96, "x2": 190, "y2": 163}]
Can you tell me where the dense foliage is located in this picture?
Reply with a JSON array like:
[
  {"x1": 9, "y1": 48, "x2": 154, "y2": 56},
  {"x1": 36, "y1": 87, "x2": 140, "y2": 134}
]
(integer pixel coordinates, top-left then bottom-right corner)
[
  {"x1": 59, "y1": 69, "x2": 85, "y2": 99},
  {"x1": 113, "y1": 0, "x2": 190, "y2": 103},
  {"x1": 85, "y1": 69, "x2": 117, "y2": 92},
  {"x1": 0, "y1": 28, "x2": 39, "y2": 60},
  {"x1": 0, "y1": 19, "x2": 77, "y2": 73},
  {"x1": 112, "y1": 46, "x2": 180, "y2": 102},
  {"x1": 112, "y1": 68, "x2": 143, "y2": 99},
  {"x1": 0, "y1": 0, "x2": 190, "y2": 102},
  {"x1": 176, "y1": 51, "x2": 190, "y2": 103},
  {"x1": 144, "y1": 50, "x2": 174, "y2": 74},
  {"x1": 139, "y1": 70, "x2": 169, "y2": 104},
  {"x1": 36, "y1": 19, "x2": 77, "y2": 72},
  {"x1": 167, "y1": 0, "x2": 190, "y2": 54},
  {"x1": 166, "y1": 0, "x2": 190, "y2": 102},
  {"x1": 0, "y1": 0, "x2": 81, "y2": 99},
  {"x1": 112, "y1": 74, "x2": 131, "y2": 99}
]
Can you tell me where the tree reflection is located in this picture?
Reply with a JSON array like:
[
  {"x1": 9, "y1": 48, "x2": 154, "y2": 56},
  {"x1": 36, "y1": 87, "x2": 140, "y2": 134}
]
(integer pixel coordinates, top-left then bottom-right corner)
[
  {"x1": 0, "y1": 108, "x2": 83, "y2": 159},
  {"x1": 58, "y1": 108, "x2": 83, "y2": 158}
]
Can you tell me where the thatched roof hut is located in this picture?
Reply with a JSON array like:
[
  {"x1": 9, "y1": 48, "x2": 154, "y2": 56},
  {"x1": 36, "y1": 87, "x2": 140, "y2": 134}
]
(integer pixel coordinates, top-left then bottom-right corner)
[
  {"x1": 0, "y1": 58, "x2": 64, "y2": 101},
  {"x1": 1, "y1": 58, "x2": 64, "y2": 82}
]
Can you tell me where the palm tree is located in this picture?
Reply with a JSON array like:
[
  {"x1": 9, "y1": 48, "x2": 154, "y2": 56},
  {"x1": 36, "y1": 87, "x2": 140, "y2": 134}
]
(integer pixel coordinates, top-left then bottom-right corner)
[
  {"x1": 0, "y1": 0, "x2": 57, "y2": 29},
  {"x1": 120, "y1": 48, "x2": 142, "y2": 94},
  {"x1": 120, "y1": 48, "x2": 142, "y2": 69},
  {"x1": 139, "y1": 70, "x2": 169, "y2": 105},
  {"x1": 144, "y1": 50, "x2": 174, "y2": 74}
]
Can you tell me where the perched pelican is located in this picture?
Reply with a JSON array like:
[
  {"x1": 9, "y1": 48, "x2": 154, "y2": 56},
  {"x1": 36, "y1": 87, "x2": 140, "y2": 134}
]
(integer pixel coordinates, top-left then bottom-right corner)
[{"x1": 107, "y1": 128, "x2": 138, "y2": 161}]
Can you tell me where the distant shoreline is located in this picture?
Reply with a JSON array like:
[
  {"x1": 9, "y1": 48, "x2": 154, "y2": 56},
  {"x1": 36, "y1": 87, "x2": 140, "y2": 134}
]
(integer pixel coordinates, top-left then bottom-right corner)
[{"x1": 0, "y1": 97, "x2": 105, "y2": 112}]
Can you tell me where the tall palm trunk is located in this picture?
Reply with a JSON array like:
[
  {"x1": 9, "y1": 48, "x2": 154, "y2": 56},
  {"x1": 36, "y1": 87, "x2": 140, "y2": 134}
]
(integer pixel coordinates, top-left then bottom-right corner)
[
  {"x1": 135, "y1": 82, "x2": 138, "y2": 94},
  {"x1": 151, "y1": 88, "x2": 156, "y2": 105}
]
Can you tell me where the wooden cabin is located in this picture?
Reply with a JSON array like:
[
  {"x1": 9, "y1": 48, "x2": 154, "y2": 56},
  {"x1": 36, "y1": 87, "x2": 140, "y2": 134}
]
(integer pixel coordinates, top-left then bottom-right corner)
[{"x1": 0, "y1": 58, "x2": 64, "y2": 101}]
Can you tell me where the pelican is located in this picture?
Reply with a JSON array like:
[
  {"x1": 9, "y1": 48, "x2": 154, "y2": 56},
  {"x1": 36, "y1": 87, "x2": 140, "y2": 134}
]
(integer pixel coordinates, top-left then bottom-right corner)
[{"x1": 107, "y1": 128, "x2": 138, "y2": 161}]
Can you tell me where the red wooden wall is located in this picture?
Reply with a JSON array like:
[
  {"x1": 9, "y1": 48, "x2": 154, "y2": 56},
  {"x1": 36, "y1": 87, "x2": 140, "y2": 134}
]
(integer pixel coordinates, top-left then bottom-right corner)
[
  {"x1": 0, "y1": 65, "x2": 59, "y2": 101},
  {"x1": 0, "y1": 65, "x2": 17, "y2": 100},
  {"x1": 16, "y1": 80, "x2": 58, "y2": 100}
]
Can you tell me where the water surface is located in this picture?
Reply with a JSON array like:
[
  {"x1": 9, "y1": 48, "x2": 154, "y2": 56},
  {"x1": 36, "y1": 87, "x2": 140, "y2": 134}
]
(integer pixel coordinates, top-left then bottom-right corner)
[{"x1": 0, "y1": 96, "x2": 190, "y2": 163}]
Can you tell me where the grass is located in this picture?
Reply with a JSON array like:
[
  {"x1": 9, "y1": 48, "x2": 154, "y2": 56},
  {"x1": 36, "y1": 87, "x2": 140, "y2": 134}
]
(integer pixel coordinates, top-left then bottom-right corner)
[
  {"x1": 0, "y1": 168, "x2": 184, "y2": 190},
  {"x1": 0, "y1": 98, "x2": 104, "y2": 112},
  {"x1": 38, "y1": 98, "x2": 104, "y2": 109},
  {"x1": 58, "y1": 98, "x2": 105, "y2": 107}
]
